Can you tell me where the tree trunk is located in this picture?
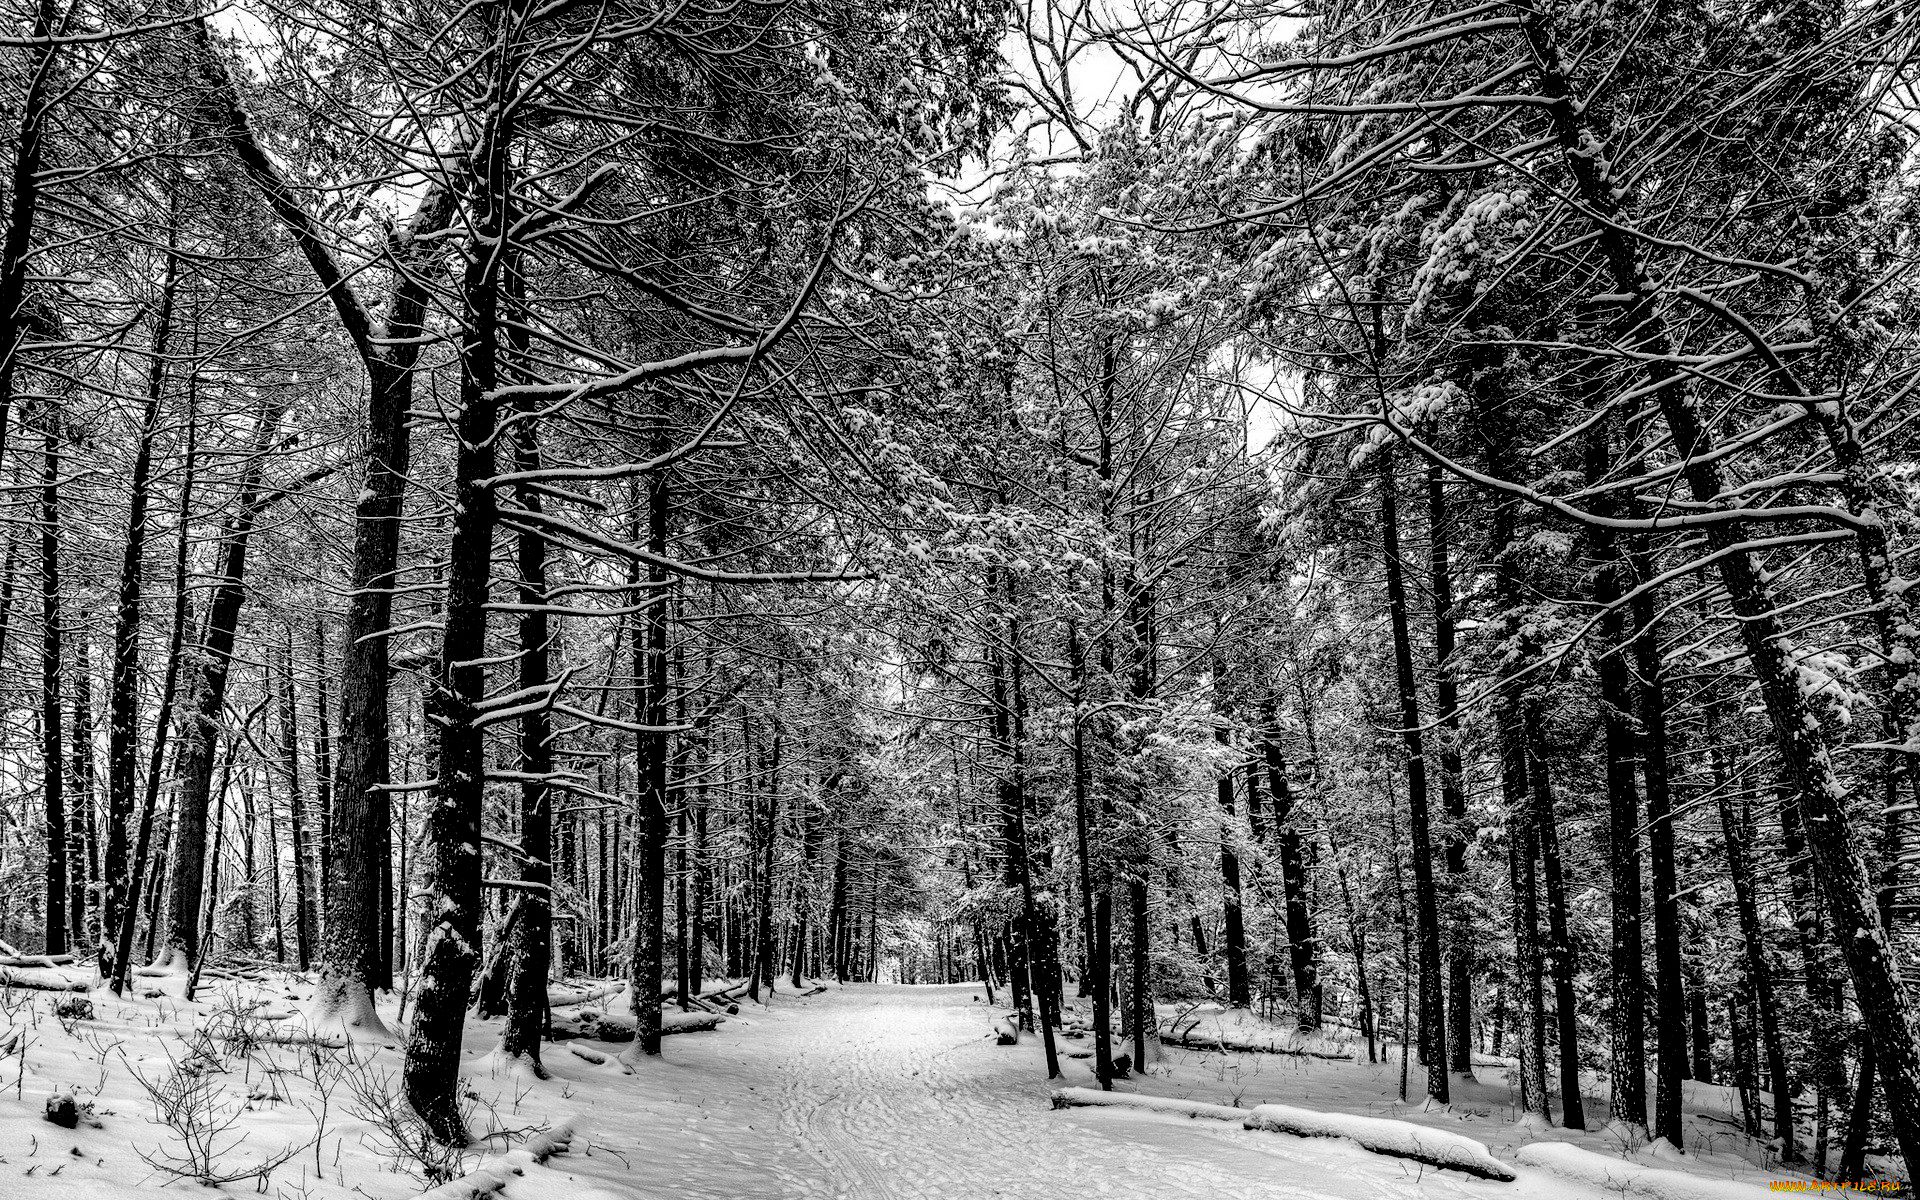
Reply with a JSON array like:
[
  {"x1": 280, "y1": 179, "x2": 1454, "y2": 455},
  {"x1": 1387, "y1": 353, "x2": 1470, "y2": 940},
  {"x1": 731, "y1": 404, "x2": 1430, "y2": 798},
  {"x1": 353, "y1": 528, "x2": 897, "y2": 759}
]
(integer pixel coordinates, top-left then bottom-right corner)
[
  {"x1": 1259, "y1": 707, "x2": 1320, "y2": 1029},
  {"x1": 404, "y1": 117, "x2": 508, "y2": 1143},
  {"x1": 1425, "y1": 467, "x2": 1473, "y2": 1076},
  {"x1": 1709, "y1": 708, "x2": 1795, "y2": 1162},
  {"x1": 498, "y1": 266, "x2": 551, "y2": 1073},
  {"x1": 0, "y1": 0, "x2": 60, "y2": 481},
  {"x1": 748, "y1": 712, "x2": 781, "y2": 1002},
  {"x1": 1375, "y1": 448, "x2": 1447, "y2": 1102},
  {"x1": 1525, "y1": 701, "x2": 1585, "y2": 1129},
  {"x1": 103, "y1": 238, "x2": 177, "y2": 979},
  {"x1": 1585, "y1": 424, "x2": 1647, "y2": 1134},
  {"x1": 1778, "y1": 786, "x2": 1847, "y2": 1173},
  {"x1": 71, "y1": 627, "x2": 94, "y2": 950},
  {"x1": 1068, "y1": 621, "x2": 1115, "y2": 1083},
  {"x1": 1630, "y1": 579, "x2": 1686, "y2": 1147},
  {"x1": 279, "y1": 631, "x2": 313, "y2": 970},
  {"x1": 159, "y1": 399, "x2": 284, "y2": 970},
  {"x1": 623, "y1": 454, "x2": 672, "y2": 1056},
  {"x1": 112, "y1": 383, "x2": 196, "y2": 993},
  {"x1": 1214, "y1": 681, "x2": 1251, "y2": 1009},
  {"x1": 40, "y1": 420, "x2": 65, "y2": 957}
]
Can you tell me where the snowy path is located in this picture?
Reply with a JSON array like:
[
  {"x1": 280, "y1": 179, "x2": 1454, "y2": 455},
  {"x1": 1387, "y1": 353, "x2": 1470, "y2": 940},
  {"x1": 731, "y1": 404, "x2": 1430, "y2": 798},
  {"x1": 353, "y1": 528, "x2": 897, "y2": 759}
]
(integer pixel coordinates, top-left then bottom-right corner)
[
  {"x1": 2, "y1": 975, "x2": 1791, "y2": 1200},
  {"x1": 537, "y1": 983, "x2": 1510, "y2": 1200}
]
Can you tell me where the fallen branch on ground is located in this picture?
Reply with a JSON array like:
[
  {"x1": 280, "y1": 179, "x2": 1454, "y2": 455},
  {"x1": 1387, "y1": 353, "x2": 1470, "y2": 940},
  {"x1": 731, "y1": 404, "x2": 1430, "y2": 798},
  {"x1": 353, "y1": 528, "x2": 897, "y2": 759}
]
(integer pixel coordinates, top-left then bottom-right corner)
[
  {"x1": 1051, "y1": 1087, "x2": 1250, "y2": 1122},
  {"x1": 1156, "y1": 1019, "x2": 1355, "y2": 1060},
  {"x1": 1512, "y1": 1142, "x2": 1763, "y2": 1200},
  {"x1": 0, "y1": 968, "x2": 86, "y2": 992},
  {"x1": 1242, "y1": 1104, "x2": 1516, "y2": 1181}
]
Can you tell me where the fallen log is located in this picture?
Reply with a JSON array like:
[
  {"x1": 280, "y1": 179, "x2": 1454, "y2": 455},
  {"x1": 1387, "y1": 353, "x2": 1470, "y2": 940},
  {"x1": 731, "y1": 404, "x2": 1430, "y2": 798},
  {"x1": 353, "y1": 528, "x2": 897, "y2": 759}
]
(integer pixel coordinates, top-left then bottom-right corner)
[
  {"x1": 522, "y1": 1120, "x2": 575, "y2": 1164},
  {"x1": 1051, "y1": 1087, "x2": 1249, "y2": 1122},
  {"x1": 664, "y1": 1011, "x2": 724, "y2": 1035},
  {"x1": 1511, "y1": 1143, "x2": 1758, "y2": 1200},
  {"x1": 549, "y1": 1008, "x2": 725, "y2": 1043},
  {"x1": 1157, "y1": 1020, "x2": 1356, "y2": 1061},
  {"x1": 1242, "y1": 1104, "x2": 1516, "y2": 1181},
  {"x1": 0, "y1": 968, "x2": 86, "y2": 992},
  {"x1": 0, "y1": 953, "x2": 74, "y2": 968},
  {"x1": 548, "y1": 981, "x2": 623, "y2": 1008}
]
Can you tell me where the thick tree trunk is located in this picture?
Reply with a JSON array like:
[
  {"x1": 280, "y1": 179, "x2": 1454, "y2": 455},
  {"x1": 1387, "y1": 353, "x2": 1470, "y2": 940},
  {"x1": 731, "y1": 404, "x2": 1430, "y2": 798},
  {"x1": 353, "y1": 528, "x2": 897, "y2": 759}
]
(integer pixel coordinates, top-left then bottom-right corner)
[
  {"x1": 625, "y1": 454, "x2": 671, "y2": 1058},
  {"x1": 404, "y1": 119, "x2": 508, "y2": 1143}
]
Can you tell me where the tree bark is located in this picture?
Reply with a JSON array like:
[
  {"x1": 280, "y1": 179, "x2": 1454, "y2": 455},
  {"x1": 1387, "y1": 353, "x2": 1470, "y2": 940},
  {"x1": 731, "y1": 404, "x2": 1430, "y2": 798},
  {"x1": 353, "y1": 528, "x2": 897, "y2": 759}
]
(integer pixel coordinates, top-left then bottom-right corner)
[{"x1": 404, "y1": 109, "x2": 509, "y2": 1143}]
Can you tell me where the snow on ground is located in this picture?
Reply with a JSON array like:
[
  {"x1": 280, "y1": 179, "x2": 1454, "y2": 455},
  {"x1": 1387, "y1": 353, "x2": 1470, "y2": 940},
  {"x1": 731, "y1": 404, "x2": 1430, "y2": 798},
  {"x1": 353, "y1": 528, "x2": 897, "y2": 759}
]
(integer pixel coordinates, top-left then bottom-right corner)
[{"x1": 0, "y1": 972, "x2": 1872, "y2": 1199}]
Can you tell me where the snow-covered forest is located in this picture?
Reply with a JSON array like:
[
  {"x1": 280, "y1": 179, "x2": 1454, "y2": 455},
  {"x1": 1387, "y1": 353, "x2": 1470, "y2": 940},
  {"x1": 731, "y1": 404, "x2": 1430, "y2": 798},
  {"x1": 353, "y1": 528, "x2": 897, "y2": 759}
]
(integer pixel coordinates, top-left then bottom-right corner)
[{"x1": 0, "y1": 0, "x2": 1914, "y2": 1196}]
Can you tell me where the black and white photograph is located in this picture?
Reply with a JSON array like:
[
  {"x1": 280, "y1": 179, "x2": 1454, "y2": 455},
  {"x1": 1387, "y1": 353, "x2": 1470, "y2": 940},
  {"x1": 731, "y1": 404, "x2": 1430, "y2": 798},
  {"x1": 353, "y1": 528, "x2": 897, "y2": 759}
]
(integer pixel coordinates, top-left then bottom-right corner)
[{"x1": 0, "y1": 0, "x2": 1912, "y2": 1196}]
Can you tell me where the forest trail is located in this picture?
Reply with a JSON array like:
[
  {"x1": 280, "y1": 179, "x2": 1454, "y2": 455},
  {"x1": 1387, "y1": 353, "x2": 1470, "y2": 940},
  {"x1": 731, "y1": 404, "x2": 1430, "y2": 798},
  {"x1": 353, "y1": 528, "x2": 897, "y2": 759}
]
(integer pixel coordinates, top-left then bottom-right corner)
[
  {"x1": 0, "y1": 971, "x2": 1796, "y2": 1200},
  {"x1": 539, "y1": 983, "x2": 1506, "y2": 1200}
]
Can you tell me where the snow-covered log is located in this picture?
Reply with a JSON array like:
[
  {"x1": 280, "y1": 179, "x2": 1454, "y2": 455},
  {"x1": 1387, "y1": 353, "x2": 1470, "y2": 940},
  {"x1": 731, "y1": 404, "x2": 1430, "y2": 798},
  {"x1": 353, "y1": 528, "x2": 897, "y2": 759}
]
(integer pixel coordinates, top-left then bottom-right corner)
[
  {"x1": 547, "y1": 981, "x2": 623, "y2": 1007},
  {"x1": 1242, "y1": 1104, "x2": 1516, "y2": 1181},
  {"x1": 522, "y1": 1119, "x2": 575, "y2": 1164},
  {"x1": 0, "y1": 968, "x2": 86, "y2": 991},
  {"x1": 414, "y1": 1163, "x2": 516, "y2": 1200},
  {"x1": 1513, "y1": 1143, "x2": 1771, "y2": 1200},
  {"x1": 0, "y1": 953, "x2": 74, "y2": 968},
  {"x1": 1157, "y1": 1019, "x2": 1355, "y2": 1060},
  {"x1": 1050, "y1": 1087, "x2": 1249, "y2": 1122},
  {"x1": 553, "y1": 1008, "x2": 724, "y2": 1042}
]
